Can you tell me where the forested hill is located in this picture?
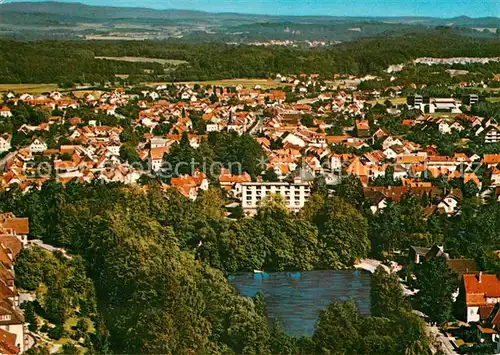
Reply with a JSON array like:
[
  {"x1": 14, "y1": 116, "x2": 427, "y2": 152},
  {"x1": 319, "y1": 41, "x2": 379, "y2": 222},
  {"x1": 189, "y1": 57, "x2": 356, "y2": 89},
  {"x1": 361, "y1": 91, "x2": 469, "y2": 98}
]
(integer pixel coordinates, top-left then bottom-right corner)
[
  {"x1": 0, "y1": 31, "x2": 500, "y2": 84},
  {"x1": 0, "y1": 2, "x2": 499, "y2": 41},
  {"x1": 1, "y1": 2, "x2": 498, "y2": 25}
]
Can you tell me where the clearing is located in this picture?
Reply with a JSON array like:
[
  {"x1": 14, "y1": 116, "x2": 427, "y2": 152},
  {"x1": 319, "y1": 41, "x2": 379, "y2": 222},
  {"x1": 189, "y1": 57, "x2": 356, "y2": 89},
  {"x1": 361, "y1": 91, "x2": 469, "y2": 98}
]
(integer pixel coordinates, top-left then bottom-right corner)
[
  {"x1": 486, "y1": 96, "x2": 500, "y2": 103},
  {"x1": 0, "y1": 83, "x2": 58, "y2": 94},
  {"x1": 367, "y1": 97, "x2": 407, "y2": 105},
  {"x1": 95, "y1": 56, "x2": 188, "y2": 66},
  {"x1": 72, "y1": 90, "x2": 105, "y2": 99}
]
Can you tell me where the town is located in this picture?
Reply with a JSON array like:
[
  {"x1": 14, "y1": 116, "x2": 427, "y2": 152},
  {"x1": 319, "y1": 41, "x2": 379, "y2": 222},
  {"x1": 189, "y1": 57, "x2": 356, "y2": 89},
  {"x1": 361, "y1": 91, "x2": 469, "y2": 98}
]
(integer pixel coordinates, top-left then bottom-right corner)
[
  {"x1": 0, "y1": 74, "x2": 499, "y2": 212},
  {"x1": 0, "y1": 64, "x2": 499, "y2": 353}
]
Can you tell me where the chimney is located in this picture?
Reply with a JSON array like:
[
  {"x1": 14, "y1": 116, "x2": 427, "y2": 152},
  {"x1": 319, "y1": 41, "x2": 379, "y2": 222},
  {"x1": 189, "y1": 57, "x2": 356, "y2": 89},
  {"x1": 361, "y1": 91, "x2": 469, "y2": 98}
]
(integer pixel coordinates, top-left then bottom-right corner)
[{"x1": 478, "y1": 271, "x2": 482, "y2": 283}]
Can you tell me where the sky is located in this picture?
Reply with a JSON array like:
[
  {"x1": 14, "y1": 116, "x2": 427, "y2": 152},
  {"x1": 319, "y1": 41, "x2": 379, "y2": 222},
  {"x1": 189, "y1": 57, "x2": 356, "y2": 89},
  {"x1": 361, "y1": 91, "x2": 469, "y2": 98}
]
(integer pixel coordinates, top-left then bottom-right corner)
[{"x1": 6, "y1": 0, "x2": 500, "y2": 18}]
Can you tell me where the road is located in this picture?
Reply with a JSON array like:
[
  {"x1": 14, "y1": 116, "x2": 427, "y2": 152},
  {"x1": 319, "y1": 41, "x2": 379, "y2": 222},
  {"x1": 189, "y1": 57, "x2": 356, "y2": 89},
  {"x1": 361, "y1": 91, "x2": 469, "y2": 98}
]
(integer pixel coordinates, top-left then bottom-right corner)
[{"x1": 427, "y1": 325, "x2": 458, "y2": 355}]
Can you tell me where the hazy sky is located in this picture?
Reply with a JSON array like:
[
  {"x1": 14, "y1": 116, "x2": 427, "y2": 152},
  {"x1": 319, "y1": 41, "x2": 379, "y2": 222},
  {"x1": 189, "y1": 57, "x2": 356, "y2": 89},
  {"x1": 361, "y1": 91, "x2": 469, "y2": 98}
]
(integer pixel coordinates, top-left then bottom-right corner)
[{"x1": 6, "y1": 0, "x2": 500, "y2": 17}]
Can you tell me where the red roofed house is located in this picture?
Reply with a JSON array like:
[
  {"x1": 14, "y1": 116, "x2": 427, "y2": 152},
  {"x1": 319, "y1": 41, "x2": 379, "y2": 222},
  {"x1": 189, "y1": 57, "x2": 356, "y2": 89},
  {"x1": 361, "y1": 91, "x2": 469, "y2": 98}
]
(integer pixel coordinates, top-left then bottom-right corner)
[
  {"x1": 0, "y1": 214, "x2": 29, "y2": 247},
  {"x1": 150, "y1": 147, "x2": 169, "y2": 172},
  {"x1": 218, "y1": 168, "x2": 252, "y2": 197},
  {"x1": 0, "y1": 107, "x2": 12, "y2": 118},
  {"x1": 0, "y1": 327, "x2": 19, "y2": 354},
  {"x1": 355, "y1": 120, "x2": 370, "y2": 138},
  {"x1": 459, "y1": 273, "x2": 500, "y2": 323}
]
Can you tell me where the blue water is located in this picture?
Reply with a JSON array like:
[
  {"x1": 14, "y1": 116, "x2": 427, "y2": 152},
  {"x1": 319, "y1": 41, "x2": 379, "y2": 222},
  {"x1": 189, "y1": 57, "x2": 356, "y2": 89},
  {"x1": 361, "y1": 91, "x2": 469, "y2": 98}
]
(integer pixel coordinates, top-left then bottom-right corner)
[{"x1": 228, "y1": 270, "x2": 371, "y2": 337}]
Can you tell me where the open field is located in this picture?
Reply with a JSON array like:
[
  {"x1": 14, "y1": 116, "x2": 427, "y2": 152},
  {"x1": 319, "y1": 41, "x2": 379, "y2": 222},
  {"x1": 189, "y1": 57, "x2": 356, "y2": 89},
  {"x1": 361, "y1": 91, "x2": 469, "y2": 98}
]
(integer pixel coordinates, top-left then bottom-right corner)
[
  {"x1": 367, "y1": 97, "x2": 407, "y2": 105},
  {"x1": 0, "y1": 83, "x2": 58, "y2": 93},
  {"x1": 95, "y1": 56, "x2": 187, "y2": 66},
  {"x1": 72, "y1": 90, "x2": 104, "y2": 99},
  {"x1": 149, "y1": 78, "x2": 287, "y2": 88}
]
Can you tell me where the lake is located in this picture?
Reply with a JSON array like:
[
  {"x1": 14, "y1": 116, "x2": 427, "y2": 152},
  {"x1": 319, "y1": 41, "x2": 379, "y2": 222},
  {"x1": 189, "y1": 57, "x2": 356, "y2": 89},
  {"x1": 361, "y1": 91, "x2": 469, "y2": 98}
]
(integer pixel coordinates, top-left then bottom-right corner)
[{"x1": 228, "y1": 270, "x2": 371, "y2": 337}]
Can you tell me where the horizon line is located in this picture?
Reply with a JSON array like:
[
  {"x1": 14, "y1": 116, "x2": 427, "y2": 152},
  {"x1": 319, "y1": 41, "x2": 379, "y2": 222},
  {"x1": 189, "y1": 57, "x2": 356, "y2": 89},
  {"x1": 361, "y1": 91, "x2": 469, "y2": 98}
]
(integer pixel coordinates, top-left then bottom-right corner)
[{"x1": 2, "y1": 0, "x2": 500, "y2": 20}]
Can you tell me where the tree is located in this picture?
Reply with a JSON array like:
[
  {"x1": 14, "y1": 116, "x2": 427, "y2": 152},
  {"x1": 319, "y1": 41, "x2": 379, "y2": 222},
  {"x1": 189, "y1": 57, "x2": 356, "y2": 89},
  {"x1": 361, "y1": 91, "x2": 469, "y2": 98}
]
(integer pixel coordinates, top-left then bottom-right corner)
[
  {"x1": 371, "y1": 267, "x2": 410, "y2": 318},
  {"x1": 119, "y1": 144, "x2": 140, "y2": 165},
  {"x1": 414, "y1": 258, "x2": 457, "y2": 325},
  {"x1": 336, "y1": 175, "x2": 365, "y2": 209},
  {"x1": 61, "y1": 343, "x2": 80, "y2": 355},
  {"x1": 21, "y1": 301, "x2": 38, "y2": 332},
  {"x1": 463, "y1": 180, "x2": 479, "y2": 198},
  {"x1": 315, "y1": 196, "x2": 370, "y2": 267},
  {"x1": 311, "y1": 176, "x2": 328, "y2": 196},
  {"x1": 313, "y1": 299, "x2": 361, "y2": 354},
  {"x1": 299, "y1": 193, "x2": 326, "y2": 223},
  {"x1": 262, "y1": 168, "x2": 279, "y2": 182}
]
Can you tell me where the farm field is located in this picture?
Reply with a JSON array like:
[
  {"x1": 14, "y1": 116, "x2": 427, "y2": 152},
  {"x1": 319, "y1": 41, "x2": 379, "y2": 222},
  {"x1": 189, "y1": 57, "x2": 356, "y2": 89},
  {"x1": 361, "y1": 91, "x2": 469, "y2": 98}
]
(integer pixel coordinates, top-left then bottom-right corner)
[
  {"x1": 486, "y1": 96, "x2": 500, "y2": 103},
  {"x1": 367, "y1": 97, "x2": 407, "y2": 105},
  {"x1": 0, "y1": 83, "x2": 58, "y2": 94},
  {"x1": 72, "y1": 90, "x2": 105, "y2": 99},
  {"x1": 95, "y1": 56, "x2": 188, "y2": 66}
]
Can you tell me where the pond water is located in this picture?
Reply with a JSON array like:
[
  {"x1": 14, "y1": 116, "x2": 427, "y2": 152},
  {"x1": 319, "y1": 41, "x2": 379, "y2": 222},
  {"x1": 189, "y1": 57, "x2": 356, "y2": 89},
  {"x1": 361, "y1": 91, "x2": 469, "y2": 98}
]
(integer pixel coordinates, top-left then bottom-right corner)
[{"x1": 228, "y1": 270, "x2": 371, "y2": 337}]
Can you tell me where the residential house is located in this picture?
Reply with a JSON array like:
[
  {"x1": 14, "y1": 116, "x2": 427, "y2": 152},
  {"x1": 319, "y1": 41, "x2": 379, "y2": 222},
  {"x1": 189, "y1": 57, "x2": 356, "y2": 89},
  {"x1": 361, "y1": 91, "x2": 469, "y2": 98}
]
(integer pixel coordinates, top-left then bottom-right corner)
[
  {"x1": 437, "y1": 191, "x2": 462, "y2": 215},
  {"x1": 170, "y1": 172, "x2": 209, "y2": 200},
  {"x1": 0, "y1": 107, "x2": 12, "y2": 118},
  {"x1": 150, "y1": 147, "x2": 169, "y2": 172},
  {"x1": 484, "y1": 126, "x2": 500, "y2": 144},
  {"x1": 28, "y1": 138, "x2": 47, "y2": 154},
  {"x1": 219, "y1": 169, "x2": 252, "y2": 197},
  {"x1": 0, "y1": 135, "x2": 11, "y2": 153},
  {"x1": 459, "y1": 273, "x2": 500, "y2": 323},
  {"x1": 0, "y1": 213, "x2": 29, "y2": 246},
  {"x1": 490, "y1": 167, "x2": 500, "y2": 187},
  {"x1": 355, "y1": 120, "x2": 370, "y2": 138},
  {"x1": 484, "y1": 154, "x2": 500, "y2": 168}
]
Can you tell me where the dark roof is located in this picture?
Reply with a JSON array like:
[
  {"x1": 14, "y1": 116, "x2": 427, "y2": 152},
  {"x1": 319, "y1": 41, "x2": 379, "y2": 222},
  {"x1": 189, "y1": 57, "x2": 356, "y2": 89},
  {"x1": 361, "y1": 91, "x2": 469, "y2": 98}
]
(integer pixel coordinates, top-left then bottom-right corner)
[
  {"x1": 364, "y1": 191, "x2": 386, "y2": 205},
  {"x1": 479, "y1": 306, "x2": 494, "y2": 321},
  {"x1": 446, "y1": 259, "x2": 479, "y2": 278},
  {"x1": 487, "y1": 303, "x2": 500, "y2": 325},
  {"x1": 410, "y1": 246, "x2": 431, "y2": 256},
  {"x1": 425, "y1": 245, "x2": 448, "y2": 261}
]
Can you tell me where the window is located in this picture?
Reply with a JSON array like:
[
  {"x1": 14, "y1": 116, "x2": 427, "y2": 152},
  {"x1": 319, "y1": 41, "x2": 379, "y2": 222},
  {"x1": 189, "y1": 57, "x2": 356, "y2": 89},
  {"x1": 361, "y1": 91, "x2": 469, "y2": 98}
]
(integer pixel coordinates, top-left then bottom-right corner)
[{"x1": 0, "y1": 315, "x2": 11, "y2": 321}]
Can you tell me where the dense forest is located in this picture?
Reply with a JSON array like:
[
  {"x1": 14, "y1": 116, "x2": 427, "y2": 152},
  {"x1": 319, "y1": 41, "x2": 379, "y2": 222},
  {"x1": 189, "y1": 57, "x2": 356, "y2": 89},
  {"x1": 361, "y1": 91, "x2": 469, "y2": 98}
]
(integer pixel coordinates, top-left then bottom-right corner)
[
  {"x1": 1, "y1": 30, "x2": 499, "y2": 84},
  {"x1": 3, "y1": 181, "x2": 436, "y2": 354},
  {"x1": 1, "y1": 168, "x2": 499, "y2": 352}
]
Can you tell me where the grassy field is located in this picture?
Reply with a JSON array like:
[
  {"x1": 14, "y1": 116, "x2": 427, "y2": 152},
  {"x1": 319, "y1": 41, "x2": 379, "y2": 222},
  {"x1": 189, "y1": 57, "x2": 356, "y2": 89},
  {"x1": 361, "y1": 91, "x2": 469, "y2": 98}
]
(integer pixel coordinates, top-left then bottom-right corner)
[
  {"x1": 367, "y1": 97, "x2": 407, "y2": 105},
  {"x1": 0, "y1": 83, "x2": 58, "y2": 94},
  {"x1": 149, "y1": 78, "x2": 286, "y2": 88},
  {"x1": 486, "y1": 96, "x2": 500, "y2": 103},
  {"x1": 72, "y1": 90, "x2": 104, "y2": 99},
  {"x1": 95, "y1": 56, "x2": 188, "y2": 66}
]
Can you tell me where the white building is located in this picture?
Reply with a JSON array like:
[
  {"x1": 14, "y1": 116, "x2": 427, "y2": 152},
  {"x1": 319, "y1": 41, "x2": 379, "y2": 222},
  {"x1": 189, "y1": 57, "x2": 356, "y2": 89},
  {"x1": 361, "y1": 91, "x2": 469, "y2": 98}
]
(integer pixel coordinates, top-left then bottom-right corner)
[
  {"x1": 0, "y1": 107, "x2": 12, "y2": 118},
  {"x1": 28, "y1": 138, "x2": 47, "y2": 154},
  {"x1": 429, "y1": 98, "x2": 462, "y2": 114},
  {"x1": 485, "y1": 126, "x2": 500, "y2": 144},
  {"x1": 150, "y1": 136, "x2": 167, "y2": 149},
  {"x1": 240, "y1": 181, "x2": 311, "y2": 214},
  {"x1": 0, "y1": 134, "x2": 11, "y2": 153}
]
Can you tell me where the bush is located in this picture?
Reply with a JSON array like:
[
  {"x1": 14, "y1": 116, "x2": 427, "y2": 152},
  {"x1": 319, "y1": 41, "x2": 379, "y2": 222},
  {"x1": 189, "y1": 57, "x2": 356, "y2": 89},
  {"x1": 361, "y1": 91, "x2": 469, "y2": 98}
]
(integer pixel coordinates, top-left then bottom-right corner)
[
  {"x1": 39, "y1": 323, "x2": 50, "y2": 333},
  {"x1": 47, "y1": 325, "x2": 64, "y2": 340}
]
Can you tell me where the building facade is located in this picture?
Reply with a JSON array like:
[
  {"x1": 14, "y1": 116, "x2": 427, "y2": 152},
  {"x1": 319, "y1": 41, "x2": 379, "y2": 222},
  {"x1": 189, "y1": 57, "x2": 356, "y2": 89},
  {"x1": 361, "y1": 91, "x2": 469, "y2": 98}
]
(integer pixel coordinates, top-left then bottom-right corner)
[{"x1": 240, "y1": 182, "x2": 311, "y2": 214}]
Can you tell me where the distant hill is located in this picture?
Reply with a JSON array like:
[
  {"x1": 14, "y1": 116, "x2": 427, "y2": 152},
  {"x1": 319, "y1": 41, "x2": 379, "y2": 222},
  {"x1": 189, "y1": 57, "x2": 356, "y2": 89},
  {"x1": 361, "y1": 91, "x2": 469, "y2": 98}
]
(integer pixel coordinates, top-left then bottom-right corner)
[
  {"x1": 1, "y1": 1, "x2": 499, "y2": 25},
  {"x1": 0, "y1": 1, "x2": 498, "y2": 41}
]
